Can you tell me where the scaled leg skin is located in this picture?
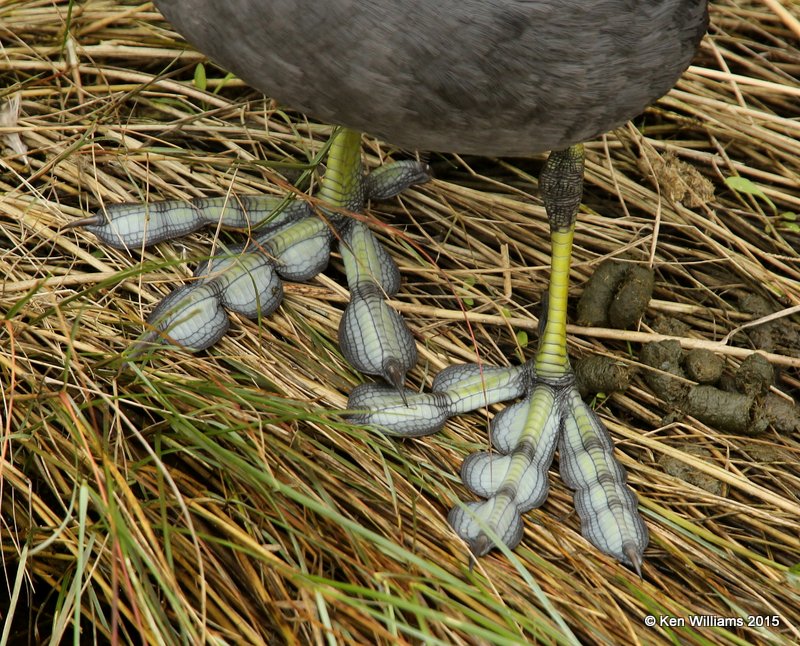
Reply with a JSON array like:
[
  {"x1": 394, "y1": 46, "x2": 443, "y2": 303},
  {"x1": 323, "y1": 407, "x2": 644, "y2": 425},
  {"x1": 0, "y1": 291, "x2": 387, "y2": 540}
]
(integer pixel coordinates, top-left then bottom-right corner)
[
  {"x1": 350, "y1": 146, "x2": 649, "y2": 573},
  {"x1": 68, "y1": 128, "x2": 429, "y2": 391}
]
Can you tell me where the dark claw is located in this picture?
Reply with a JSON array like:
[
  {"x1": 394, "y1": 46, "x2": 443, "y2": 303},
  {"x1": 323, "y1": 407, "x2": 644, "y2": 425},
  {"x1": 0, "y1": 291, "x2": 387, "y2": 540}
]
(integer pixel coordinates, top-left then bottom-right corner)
[
  {"x1": 383, "y1": 358, "x2": 409, "y2": 405},
  {"x1": 62, "y1": 213, "x2": 105, "y2": 230}
]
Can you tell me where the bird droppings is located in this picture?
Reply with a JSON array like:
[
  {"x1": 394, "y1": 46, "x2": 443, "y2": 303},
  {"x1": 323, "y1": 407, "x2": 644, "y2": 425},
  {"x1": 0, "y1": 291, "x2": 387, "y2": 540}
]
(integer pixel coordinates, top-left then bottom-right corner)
[
  {"x1": 762, "y1": 393, "x2": 800, "y2": 435},
  {"x1": 658, "y1": 446, "x2": 724, "y2": 496},
  {"x1": 735, "y1": 352, "x2": 775, "y2": 397},
  {"x1": 640, "y1": 338, "x2": 798, "y2": 436},
  {"x1": 609, "y1": 265, "x2": 655, "y2": 329},
  {"x1": 683, "y1": 348, "x2": 724, "y2": 384},
  {"x1": 737, "y1": 292, "x2": 800, "y2": 354},
  {"x1": 684, "y1": 385, "x2": 766, "y2": 435},
  {"x1": 576, "y1": 263, "x2": 797, "y2": 436},
  {"x1": 739, "y1": 441, "x2": 795, "y2": 465},
  {"x1": 576, "y1": 259, "x2": 654, "y2": 329},
  {"x1": 638, "y1": 148, "x2": 715, "y2": 208},
  {"x1": 651, "y1": 315, "x2": 690, "y2": 337},
  {"x1": 574, "y1": 355, "x2": 637, "y2": 398},
  {"x1": 576, "y1": 259, "x2": 629, "y2": 327},
  {"x1": 640, "y1": 339, "x2": 689, "y2": 403}
]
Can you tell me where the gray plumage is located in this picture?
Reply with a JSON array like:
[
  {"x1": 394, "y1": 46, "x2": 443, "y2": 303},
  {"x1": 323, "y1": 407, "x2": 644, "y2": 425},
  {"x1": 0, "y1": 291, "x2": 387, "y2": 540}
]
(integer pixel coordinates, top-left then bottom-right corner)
[{"x1": 154, "y1": 0, "x2": 708, "y2": 156}]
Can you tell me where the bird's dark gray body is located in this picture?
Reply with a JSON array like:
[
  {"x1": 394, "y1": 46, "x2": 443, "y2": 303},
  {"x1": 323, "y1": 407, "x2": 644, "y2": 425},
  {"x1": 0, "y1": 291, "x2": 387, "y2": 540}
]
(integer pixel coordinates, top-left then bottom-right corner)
[{"x1": 155, "y1": 0, "x2": 708, "y2": 156}]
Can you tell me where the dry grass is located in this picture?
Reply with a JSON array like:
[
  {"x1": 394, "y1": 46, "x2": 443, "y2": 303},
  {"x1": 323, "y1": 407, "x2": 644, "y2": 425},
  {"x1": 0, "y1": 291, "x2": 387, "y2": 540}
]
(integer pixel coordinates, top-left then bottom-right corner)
[{"x1": 2, "y1": 1, "x2": 800, "y2": 644}]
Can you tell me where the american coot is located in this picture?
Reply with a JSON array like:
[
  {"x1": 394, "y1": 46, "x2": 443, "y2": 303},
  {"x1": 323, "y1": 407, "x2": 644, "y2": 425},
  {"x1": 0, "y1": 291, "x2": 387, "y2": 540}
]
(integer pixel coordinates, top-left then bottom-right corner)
[{"x1": 73, "y1": 1, "x2": 709, "y2": 572}]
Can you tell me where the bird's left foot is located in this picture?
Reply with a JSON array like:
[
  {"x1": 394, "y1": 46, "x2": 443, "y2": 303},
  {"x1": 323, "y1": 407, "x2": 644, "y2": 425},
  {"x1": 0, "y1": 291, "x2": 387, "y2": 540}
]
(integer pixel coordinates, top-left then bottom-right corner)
[
  {"x1": 448, "y1": 370, "x2": 648, "y2": 573},
  {"x1": 348, "y1": 146, "x2": 649, "y2": 571},
  {"x1": 347, "y1": 360, "x2": 648, "y2": 572}
]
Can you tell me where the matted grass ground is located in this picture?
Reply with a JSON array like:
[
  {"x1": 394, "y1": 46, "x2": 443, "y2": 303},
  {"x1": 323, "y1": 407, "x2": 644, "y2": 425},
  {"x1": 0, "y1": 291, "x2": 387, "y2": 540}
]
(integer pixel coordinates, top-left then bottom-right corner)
[{"x1": 1, "y1": 1, "x2": 799, "y2": 644}]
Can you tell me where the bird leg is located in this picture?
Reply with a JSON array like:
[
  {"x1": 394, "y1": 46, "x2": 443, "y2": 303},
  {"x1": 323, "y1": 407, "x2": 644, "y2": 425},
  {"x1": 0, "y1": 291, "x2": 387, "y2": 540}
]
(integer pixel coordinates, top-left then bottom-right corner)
[
  {"x1": 349, "y1": 146, "x2": 649, "y2": 572},
  {"x1": 66, "y1": 127, "x2": 428, "y2": 391}
]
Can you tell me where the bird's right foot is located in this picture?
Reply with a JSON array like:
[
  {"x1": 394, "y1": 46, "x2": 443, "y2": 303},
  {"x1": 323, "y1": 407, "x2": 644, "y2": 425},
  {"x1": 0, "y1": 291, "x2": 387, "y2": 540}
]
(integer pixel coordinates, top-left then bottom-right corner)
[{"x1": 66, "y1": 129, "x2": 429, "y2": 393}]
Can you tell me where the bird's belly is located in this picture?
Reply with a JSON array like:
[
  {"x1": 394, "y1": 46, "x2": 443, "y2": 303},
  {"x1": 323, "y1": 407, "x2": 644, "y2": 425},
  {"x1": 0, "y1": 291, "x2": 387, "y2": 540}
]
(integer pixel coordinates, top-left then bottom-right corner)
[{"x1": 154, "y1": 0, "x2": 708, "y2": 155}]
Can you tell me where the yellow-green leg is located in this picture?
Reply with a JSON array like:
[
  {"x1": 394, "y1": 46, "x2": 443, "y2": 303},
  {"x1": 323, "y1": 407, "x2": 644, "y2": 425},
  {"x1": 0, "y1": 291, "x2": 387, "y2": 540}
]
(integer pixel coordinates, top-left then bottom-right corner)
[
  {"x1": 538, "y1": 146, "x2": 648, "y2": 572},
  {"x1": 535, "y1": 145, "x2": 584, "y2": 378},
  {"x1": 317, "y1": 128, "x2": 366, "y2": 211},
  {"x1": 345, "y1": 144, "x2": 648, "y2": 570},
  {"x1": 449, "y1": 145, "x2": 648, "y2": 571}
]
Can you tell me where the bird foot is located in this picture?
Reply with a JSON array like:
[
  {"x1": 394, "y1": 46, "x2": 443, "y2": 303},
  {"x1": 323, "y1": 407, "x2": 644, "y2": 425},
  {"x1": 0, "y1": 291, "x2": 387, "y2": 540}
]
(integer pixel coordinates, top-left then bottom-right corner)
[
  {"x1": 348, "y1": 363, "x2": 648, "y2": 572},
  {"x1": 66, "y1": 130, "x2": 429, "y2": 391}
]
